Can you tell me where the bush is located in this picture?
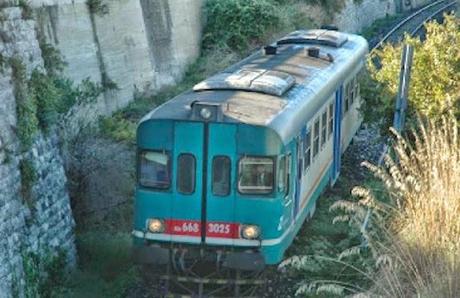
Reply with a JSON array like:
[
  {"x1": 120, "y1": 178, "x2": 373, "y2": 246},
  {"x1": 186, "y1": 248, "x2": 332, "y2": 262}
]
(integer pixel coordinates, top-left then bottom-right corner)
[
  {"x1": 203, "y1": 0, "x2": 280, "y2": 51},
  {"x1": 29, "y1": 70, "x2": 59, "y2": 132},
  {"x1": 365, "y1": 15, "x2": 460, "y2": 127},
  {"x1": 19, "y1": 158, "x2": 37, "y2": 209},
  {"x1": 11, "y1": 57, "x2": 39, "y2": 151}
]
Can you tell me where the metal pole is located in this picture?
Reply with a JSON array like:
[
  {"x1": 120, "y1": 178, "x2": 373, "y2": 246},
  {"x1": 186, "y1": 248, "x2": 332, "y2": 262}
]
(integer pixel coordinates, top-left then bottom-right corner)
[{"x1": 393, "y1": 44, "x2": 414, "y2": 133}]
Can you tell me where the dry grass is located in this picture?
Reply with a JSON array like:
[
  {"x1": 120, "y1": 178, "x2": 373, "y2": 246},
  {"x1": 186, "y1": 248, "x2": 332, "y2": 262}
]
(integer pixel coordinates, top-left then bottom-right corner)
[{"x1": 332, "y1": 113, "x2": 460, "y2": 297}]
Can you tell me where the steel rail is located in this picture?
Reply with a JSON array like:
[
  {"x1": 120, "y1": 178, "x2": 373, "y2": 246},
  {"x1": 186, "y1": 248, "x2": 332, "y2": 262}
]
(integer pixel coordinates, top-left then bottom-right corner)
[
  {"x1": 411, "y1": 1, "x2": 458, "y2": 35},
  {"x1": 371, "y1": 0, "x2": 448, "y2": 51}
]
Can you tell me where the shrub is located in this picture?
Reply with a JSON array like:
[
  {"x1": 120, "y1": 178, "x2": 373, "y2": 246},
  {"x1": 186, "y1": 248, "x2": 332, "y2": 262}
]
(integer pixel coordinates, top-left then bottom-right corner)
[
  {"x1": 29, "y1": 70, "x2": 59, "y2": 132},
  {"x1": 19, "y1": 158, "x2": 37, "y2": 209},
  {"x1": 11, "y1": 57, "x2": 39, "y2": 151},
  {"x1": 365, "y1": 15, "x2": 460, "y2": 127},
  {"x1": 203, "y1": 0, "x2": 280, "y2": 51}
]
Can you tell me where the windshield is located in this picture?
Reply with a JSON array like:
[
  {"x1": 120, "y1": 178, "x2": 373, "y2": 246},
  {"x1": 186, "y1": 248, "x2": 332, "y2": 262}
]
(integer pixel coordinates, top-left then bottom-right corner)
[
  {"x1": 238, "y1": 156, "x2": 274, "y2": 194},
  {"x1": 139, "y1": 151, "x2": 170, "y2": 189}
]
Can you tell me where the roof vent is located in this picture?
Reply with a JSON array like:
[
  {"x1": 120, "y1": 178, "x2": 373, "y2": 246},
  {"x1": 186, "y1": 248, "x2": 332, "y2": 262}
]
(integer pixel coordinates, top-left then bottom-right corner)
[
  {"x1": 307, "y1": 47, "x2": 320, "y2": 58},
  {"x1": 305, "y1": 47, "x2": 334, "y2": 63},
  {"x1": 277, "y1": 29, "x2": 348, "y2": 48},
  {"x1": 263, "y1": 45, "x2": 277, "y2": 55},
  {"x1": 193, "y1": 68, "x2": 295, "y2": 97},
  {"x1": 320, "y1": 25, "x2": 339, "y2": 31}
]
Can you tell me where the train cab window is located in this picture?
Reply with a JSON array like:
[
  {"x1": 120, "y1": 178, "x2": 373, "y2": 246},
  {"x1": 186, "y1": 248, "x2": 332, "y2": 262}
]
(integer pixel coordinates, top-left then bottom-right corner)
[
  {"x1": 278, "y1": 154, "x2": 291, "y2": 194},
  {"x1": 212, "y1": 156, "x2": 231, "y2": 196},
  {"x1": 139, "y1": 151, "x2": 171, "y2": 189},
  {"x1": 177, "y1": 154, "x2": 196, "y2": 194},
  {"x1": 238, "y1": 156, "x2": 274, "y2": 194},
  {"x1": 328, "y1": 103, "x2": 334, "y2": 139},
  {"x1": 304, "y1": 131, "x2": 311, "y2": 171},
  {"x1": 321, "y1": 111, "x2": 327, "y2": 147},
  {"x1": 313, "y1": 119, "x2": 320, "y2": 158}
]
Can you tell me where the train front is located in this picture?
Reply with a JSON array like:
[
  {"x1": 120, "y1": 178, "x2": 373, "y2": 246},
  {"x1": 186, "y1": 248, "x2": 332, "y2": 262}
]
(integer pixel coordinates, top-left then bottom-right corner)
[{"x1": 131, "y1": 101, "x2": 292, "y2": 279}]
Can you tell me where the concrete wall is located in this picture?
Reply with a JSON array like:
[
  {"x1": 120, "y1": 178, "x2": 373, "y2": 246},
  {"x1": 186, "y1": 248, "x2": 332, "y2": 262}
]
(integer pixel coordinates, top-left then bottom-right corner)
[
  {"x1": 335, "y1": 0, "x2": 397, "y2": 33},
  {"x1": 32, "y1": 0, "x2": 203, "y2": 115},
  {"x1": 0, "y1": 8, "x2": 76, "y2": 297}
]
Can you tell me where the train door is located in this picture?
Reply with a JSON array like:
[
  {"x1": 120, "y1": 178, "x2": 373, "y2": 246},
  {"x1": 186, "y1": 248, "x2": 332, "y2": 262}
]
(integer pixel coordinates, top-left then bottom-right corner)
[
  {"x1": 170, "y1": 122, "x2": 205, "y2": 243},
  {"x1": 332, "y1": 86, "x2": 343, "y2": 184},
  {"x1": 204, "y1": 123, "x2": 238, "y2": 244}
]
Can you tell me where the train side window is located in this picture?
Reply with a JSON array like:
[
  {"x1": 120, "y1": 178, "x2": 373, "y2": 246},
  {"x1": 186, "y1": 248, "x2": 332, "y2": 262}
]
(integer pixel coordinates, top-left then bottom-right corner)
[
  {"x1": 350, "y1": 77, "x2": 356, "y2": 105},
  {"x1": 313, "y1": 118, "x2": 320, "y2": 158},
  {"x1": 328, "y1": 103, "x2": 334, "y2": 139},
  {"x1": 321, "y1": 111, "x2": 327, "y2": 147},
  {"x1": 238, "y1": 156, "x2": 274, "y2": 194},
  {"x1": 344, "y1": 82, "x2": 350, "y2": 113},
  {"x1": 177, "y1": 154, "x2": 196, "y2": 194},
  {"x1": 304, "y1": 130, "x2": 311, "y2": 171},
  {"x1": 139, "y1": 151, "x2": 171, "y2": 189},
  {"x1": 212, "y1": 156, "x2": 231, "y2": 196},
  {"x1": 278, "y1": 154, "x2": 291, "y2": 194}
]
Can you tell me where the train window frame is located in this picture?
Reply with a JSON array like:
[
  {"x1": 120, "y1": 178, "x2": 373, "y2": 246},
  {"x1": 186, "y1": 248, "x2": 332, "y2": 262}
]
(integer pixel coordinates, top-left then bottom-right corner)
[
  {"x1": 321, "y1": 111, "x2": 327, "y2": 148},
  {"x1": 237, "y1": 156, "x2": 275, "y2": 195},
  {"x1": 313, "y1": 118, "x2": 320, "y2": 159},
  {"x1": 212, "y1": 156, "x2": 231, "y2": 197},
  {"x1": 138, "y1": 150, "x2": 171, "y2": 190},
  {"x1": 176, "y1": 153, "x2": 196, "y2": 195},
  {"x1": 344, "y1": 82, "x2": 350, "y2": 113},
  {"x1": 304, "y1": 130, "x2": 311, "y2": 171},
  {"x1": 328, "y1": 102, "x2": 334, "y2": 139},
  {"x1": 350, "y1": 77, "x2": 356, "y2": 105}
]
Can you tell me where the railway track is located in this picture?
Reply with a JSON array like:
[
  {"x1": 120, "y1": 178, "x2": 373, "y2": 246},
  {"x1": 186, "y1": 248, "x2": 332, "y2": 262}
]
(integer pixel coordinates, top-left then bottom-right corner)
[{"x1": 372, "y1": 0, "x2": 457, "y2": 51}]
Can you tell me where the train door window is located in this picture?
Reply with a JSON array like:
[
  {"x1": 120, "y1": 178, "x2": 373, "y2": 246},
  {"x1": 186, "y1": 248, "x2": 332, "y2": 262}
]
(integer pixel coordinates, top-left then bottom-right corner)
[
  {"x1": 212, "y1": 156, "x2": 231, "y2": 196},
  {"x1": 177, "y1": 154, "x2": 196, "y2": 194},
  {"x1": 139, "y1": 151, "x2": 171, "y2": 189},
  {"x1": 238, "y1": 156, "x2": 274, "y2": 194},
  {"x1": 313, "y1": 118, "x2": 320, "y2": 159},
  {"x1": 304, "y1": 130, "x2": 311, "y2": 171},
  {"x1": 328, "y1": 103, "x2": 334, "y2": 139},
  {"x1": 321, "y1": 111, "x2": 327, "y2": 148}
]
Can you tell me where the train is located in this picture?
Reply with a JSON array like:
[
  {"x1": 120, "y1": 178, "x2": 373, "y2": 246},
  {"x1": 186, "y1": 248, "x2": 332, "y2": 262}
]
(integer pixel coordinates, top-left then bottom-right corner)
[{"x1": 132, "y1": 28, "x2": 368, "y2": 288}]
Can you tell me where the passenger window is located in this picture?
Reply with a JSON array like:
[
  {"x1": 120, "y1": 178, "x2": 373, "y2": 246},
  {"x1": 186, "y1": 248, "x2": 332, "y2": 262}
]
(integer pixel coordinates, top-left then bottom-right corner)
[
  {"x1": 321, "y1": 111, "x2": 327, "y2": 147},
  {"x1": 139, "y1": 151, "x2": 170, "y2": 189},
  {"x1": 238, "y1": 156, "x2": 274, "y2": 194},
  {"x1": 313, "y1": 119, "x2": 320, "y2": 158},
  {"x1": 212, "y1": 156, "x2": 231, "y2": 196},
  {"x1": 278, "y1": 156, "x2": 286, "y2": 192},
  {"x1": 350, "y1": 77, "x2": 356, "y2": 105},
  {"x1": 345, "y1": 83, "x2": 350, "y2": 113},
  {"x1": 177, "y1": 154, "x2": 196, "y2": 194},
  {"x1": 328, "y1": 103, "x2": 334, "y2": 138},
  {"x1": 304, "y1": 130, "x2": 311, "y2": 170}
]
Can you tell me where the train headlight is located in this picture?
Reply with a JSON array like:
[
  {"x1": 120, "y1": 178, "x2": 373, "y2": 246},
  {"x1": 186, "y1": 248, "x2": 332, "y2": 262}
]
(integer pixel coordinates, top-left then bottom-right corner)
[
  {"x1": 147, "y1": 218, "x2": 164, "y2": 233},
  {"x1": 200, "y1": 107, "x2": 212, "y2": 120},
  {"x1": 241, "y1": 225, "x2": 261, "y2": 240}
]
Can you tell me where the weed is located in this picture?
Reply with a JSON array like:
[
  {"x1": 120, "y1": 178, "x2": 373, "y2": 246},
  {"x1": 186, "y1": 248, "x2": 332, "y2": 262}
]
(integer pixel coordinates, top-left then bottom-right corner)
[
  {"x1": 18, "y1": 0, "x2": 33, "y2": 20},
  {"x1": 86, "y1": 0, "x2": 109, "y2": 16},
  {"x1": 11, "y1": 57, "x2": 39, "y2": 151},
  {"x1": 19, "y1": 158, "x2": 37, "y2": 209}
]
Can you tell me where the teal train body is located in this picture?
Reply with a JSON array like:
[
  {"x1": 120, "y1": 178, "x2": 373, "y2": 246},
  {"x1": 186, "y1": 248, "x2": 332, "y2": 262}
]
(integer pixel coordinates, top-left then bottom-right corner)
[{"x1": 132, "y1": 29, "x2": 368, "y2": 269}]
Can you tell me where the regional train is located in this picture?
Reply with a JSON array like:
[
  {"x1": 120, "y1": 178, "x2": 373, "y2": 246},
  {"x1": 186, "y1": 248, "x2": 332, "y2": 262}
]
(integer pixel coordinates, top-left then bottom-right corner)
[{"x1": 132, "y1": 29, "x2": 368, "y2": 276}]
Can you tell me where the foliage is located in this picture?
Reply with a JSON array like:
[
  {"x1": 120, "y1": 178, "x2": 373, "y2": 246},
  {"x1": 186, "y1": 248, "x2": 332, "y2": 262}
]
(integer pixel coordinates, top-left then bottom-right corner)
[
  {"x1": 11, "y1": 57, "x2": 39, "y2": 151},
  {"x1": 18, "y1": 0, "x2": 33, "y2": 20},
  {"x1": 19, "y1": 158, "x2": 37, "y2": 209},
  {"x1": 99, "y1": 115, "x2": 136, "y2": 144},
  {"x1": 29, "y1": 70, "x2": 59, "y2": 132},
  {"x1": 203, "y1": 0, "x2": 280, "y2": 51},
  {"x1": 330, "y1": 113, "x2": 460, "y2": 297},
  {"x1": 364, "y1": 15, "x2": 460, "y2": 130},
  {"x1": 86, "y1": 0, "x2": 109, "y2": 16},
  {"x1": 23, "y1": 250, "x2": 68, "y2": 298},
  {"x1": 38, "y1": 39, "x2": 67, "y2": 77},
  {"x1": 360, "y1": 13, "x2": 401, "y2": 40}
]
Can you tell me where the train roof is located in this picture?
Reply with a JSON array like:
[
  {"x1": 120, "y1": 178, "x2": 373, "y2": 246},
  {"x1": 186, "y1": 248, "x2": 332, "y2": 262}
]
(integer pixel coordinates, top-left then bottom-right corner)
[{"x1": 140, "y1": 29, "x2": 369, "y2": 144}]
